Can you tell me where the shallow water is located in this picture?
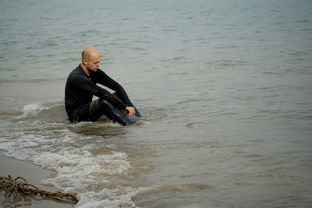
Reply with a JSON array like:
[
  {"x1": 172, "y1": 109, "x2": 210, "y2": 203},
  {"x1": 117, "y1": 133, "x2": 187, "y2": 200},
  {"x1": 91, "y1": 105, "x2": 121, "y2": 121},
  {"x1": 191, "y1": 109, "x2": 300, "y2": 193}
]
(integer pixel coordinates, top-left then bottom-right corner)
[{"x1": 0, "y1": 0, "x2": 312, "y2": 207}]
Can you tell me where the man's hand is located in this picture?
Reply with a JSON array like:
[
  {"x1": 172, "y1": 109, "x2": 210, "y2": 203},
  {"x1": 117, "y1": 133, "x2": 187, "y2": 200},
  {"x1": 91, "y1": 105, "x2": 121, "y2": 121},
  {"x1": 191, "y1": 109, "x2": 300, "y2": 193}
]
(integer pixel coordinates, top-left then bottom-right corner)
[{"x1": 123, "y1": 106, "x2": 136, "y2": 118}]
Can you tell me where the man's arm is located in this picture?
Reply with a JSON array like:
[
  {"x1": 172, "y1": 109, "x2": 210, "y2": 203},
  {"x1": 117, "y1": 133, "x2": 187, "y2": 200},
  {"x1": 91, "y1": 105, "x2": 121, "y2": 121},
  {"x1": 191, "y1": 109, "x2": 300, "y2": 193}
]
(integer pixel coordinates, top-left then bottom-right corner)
[
  {"x1": 91, "y1": 69, "x2": 132, "y2": 106},
  {"x1": 89, "y1": 69, "x2": 136, "y2": 117},
  {"x1": 72, "y1": 74, "x2": 128, "y2": 110}
]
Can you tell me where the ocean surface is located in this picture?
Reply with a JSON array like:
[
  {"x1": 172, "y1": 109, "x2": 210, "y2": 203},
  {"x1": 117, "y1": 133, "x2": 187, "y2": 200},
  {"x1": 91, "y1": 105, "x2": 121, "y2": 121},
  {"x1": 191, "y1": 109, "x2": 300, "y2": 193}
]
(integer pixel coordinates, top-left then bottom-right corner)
[{"x1": 1, "y1": 0, "x2": 312, "y2": 207}]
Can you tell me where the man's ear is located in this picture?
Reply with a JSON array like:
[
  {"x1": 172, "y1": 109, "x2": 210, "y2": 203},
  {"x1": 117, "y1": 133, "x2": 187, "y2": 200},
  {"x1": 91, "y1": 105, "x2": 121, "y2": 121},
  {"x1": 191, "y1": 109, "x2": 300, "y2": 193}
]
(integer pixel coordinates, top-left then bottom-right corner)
[{"x1": 82, "y1": 57, "x2": 88, "y2": 65}]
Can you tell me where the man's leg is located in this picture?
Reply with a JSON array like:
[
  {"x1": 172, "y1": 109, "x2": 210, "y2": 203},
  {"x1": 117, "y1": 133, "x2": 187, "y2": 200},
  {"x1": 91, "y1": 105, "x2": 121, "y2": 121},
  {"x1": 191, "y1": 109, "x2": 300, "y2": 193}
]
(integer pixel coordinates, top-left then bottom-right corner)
[
  {"x1": 72, "y1": 104, "x2": 91, "y2": 122},
  {"x1": 89, "y1": 99, "x2": 137, "y2": 126}
]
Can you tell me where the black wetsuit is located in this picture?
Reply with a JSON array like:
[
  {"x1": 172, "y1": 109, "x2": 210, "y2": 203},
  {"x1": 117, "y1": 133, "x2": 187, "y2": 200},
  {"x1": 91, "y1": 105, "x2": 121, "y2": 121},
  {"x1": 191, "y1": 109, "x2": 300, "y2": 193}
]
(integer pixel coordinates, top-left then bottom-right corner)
[{"x1": 65, "y1": 65, "x2": 137, "y2": 124}]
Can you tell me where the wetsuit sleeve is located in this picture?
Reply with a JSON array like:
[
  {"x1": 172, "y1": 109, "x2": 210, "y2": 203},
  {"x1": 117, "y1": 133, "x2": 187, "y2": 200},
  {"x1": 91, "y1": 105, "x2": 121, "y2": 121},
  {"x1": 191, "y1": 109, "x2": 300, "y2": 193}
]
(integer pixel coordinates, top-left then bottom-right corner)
[
  {"x1": 71, "y1": 74, "x2": 127, "y2": 110},
  {"x1": 91, "y1": 70, "x2": 132, "y2": 106}
]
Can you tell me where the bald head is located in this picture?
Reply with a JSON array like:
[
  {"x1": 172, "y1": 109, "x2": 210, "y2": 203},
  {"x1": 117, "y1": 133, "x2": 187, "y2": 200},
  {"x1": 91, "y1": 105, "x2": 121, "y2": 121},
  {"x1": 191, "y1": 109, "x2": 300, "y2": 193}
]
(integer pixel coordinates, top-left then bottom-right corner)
[
  {"x1": 81, "y1": 47, "x2": 102, "y2": 74},
  {"x1": 82, "y1": 46, "x2": 101, "y2": 60}
]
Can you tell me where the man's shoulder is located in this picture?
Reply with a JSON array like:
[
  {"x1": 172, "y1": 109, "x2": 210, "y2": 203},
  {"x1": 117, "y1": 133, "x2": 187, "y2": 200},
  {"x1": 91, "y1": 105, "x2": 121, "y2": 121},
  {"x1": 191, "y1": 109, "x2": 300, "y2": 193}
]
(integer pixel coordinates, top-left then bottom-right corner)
[
  {"x1": 72, "y1": 65, "x2": 82, "y2": 73},
  {"x1": 69, "y1": 66, "x2": 84, "y2": 77}
]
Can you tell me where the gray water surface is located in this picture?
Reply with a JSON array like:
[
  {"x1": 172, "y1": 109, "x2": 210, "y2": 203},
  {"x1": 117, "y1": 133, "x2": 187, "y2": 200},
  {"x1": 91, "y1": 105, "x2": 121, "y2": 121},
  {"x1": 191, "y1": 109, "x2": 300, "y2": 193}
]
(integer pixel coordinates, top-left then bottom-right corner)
[{"x1": 0, "y1": 0, "x2": 312, "y2": 207}]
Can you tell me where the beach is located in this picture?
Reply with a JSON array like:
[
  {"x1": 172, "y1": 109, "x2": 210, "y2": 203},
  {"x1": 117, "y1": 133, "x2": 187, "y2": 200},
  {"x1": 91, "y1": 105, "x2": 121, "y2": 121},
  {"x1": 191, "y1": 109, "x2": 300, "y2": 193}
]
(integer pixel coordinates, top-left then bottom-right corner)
[{"x1": 0, "y1": 154, "x2": 72, "y2": 208}]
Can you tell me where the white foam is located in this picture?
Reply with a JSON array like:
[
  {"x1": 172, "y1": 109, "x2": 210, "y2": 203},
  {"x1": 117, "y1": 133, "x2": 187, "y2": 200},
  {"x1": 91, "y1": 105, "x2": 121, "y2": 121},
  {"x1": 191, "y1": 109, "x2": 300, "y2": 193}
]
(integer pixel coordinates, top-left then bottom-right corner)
[
  {"x1": 76, "y1": 187, "x2": 139, "y2": 208},
  {"x1": 32, "y1": 149, "x2": 138, "y2": 208},
  {"x1": 0, "y1": 116, "x2": 142, "y2": 208},
  {"x1": 34, "y1": 150, "x2": 131, "y2": 191},
  {"x1": 17, "y1": 103, "x2": 48, "y2": 119}
]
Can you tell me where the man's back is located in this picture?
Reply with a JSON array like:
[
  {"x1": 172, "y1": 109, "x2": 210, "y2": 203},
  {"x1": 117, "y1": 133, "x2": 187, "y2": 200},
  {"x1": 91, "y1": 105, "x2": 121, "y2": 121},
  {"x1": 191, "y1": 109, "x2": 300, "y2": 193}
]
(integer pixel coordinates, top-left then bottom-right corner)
[{"x1": 65, "y1": 65, "x2": 93, "y2": 111}]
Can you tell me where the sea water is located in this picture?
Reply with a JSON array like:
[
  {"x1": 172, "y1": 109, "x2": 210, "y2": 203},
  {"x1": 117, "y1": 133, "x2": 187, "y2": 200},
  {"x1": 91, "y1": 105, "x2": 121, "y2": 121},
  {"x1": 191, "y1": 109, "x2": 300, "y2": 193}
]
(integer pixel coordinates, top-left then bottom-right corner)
[{"x1": 0, "y1": 0, "x2": 312, "y2": 207}]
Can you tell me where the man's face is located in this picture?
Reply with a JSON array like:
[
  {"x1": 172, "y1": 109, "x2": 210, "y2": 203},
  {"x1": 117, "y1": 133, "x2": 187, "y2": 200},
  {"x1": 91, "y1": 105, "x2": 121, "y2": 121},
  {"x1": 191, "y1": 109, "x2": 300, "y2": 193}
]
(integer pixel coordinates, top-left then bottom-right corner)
[{"x1": 86, "y1": 55, "x2": 101, "y2": 72}]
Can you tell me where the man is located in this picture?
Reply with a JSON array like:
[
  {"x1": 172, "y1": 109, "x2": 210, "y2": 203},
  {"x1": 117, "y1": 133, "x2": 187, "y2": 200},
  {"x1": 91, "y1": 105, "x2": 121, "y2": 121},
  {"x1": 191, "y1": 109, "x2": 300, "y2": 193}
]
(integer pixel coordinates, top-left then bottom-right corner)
[{"x1": 65, "y1": 47, "x2": 141, "y2": 125}]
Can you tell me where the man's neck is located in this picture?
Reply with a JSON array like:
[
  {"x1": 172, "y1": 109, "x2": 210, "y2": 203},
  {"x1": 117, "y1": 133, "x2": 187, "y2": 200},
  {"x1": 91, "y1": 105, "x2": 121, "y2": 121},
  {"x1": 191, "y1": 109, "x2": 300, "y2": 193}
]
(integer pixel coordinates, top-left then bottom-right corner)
[{"x1": 80, "y1": 64, "x2": 90, "y2": 76}]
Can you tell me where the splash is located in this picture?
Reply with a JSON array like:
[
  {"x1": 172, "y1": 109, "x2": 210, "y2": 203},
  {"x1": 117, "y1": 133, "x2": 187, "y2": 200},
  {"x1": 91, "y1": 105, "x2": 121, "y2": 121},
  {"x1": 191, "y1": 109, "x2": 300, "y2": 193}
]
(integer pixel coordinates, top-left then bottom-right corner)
[{"x1": 17, "y1": 103, "x2": 48, "y2": 119}]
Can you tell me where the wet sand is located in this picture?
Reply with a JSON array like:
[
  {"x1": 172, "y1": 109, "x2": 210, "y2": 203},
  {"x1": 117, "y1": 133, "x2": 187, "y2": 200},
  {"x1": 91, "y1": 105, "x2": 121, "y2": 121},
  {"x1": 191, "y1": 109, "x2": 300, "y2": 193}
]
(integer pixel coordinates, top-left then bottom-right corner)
[{"x1": 0, "y1": 154, "x2": 74, "y2": 208}]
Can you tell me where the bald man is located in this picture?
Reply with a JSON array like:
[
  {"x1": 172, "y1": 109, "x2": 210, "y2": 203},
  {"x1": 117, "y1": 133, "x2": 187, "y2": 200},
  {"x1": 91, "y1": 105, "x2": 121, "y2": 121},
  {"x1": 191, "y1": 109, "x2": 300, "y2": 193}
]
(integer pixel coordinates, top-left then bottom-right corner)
[{"x1": 65, "y1": 47, "x2": 141, "y2": 125}]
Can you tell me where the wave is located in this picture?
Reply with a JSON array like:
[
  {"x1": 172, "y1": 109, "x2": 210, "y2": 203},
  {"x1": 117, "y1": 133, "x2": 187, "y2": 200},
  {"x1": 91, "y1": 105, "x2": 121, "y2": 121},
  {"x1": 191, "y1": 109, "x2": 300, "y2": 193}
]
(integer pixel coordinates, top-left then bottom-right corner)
[
  {"x1": 13, "y1": 102, "x2": 67, "y2": 123},
  {"x1": 16, "y1": 103, "x2": 49, "y2": 119},
  {"x1": 0, "y1": 113, "x2": 140, "y2": 208},
  {"x1": 0, "y1": 101, "x2": 157, "y2": 207},
  {"x1": 0, "y1": 123, "x2": 138, "y2": 207}
]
